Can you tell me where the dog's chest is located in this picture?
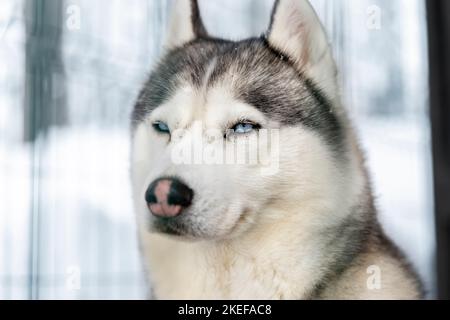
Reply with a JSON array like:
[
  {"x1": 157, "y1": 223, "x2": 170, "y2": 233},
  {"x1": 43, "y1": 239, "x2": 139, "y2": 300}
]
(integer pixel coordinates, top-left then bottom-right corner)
[{"x1": 143, "y1": 234, "x2": 316, "y2": 299}]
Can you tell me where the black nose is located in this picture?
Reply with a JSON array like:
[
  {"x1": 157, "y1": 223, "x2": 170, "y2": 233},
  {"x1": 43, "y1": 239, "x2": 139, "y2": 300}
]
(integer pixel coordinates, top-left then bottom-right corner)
[{"x1": 145, "y1": 178, "x2": 194, "y2": 217}]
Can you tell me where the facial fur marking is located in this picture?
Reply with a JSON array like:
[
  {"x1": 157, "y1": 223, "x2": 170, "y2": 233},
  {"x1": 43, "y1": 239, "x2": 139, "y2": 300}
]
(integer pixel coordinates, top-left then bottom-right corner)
[
  {"x1": 133, "y1": 37, "x2": 345, "y2": 154},
  {"x1": 206, "y1": 38, "x2": 344, "y2": 154},
  {"x1": 131, "y1": 39, "x2": 233, "y2": 129},
  {"x1": 132, "y1": 0, "x2": 423, "y2": 300}
]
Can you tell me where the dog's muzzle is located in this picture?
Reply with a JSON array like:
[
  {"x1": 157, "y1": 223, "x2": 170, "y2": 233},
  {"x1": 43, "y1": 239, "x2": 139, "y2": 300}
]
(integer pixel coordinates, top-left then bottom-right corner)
[{"x1": 145, "y1": 178, "x2": 194, "y2": 218}]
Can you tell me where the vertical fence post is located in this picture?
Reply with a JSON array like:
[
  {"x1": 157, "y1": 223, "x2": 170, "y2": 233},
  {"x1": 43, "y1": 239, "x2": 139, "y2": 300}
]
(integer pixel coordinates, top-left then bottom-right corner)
[
  {"x1": 24, "y1": 0, "x2": 66, "y2": 143},
  {"x1": 24, "y1": 0, "x2": 66, "y2": 299},
  {"x1": 426, "y1": 0, "x2": 450, "y2": 300}
]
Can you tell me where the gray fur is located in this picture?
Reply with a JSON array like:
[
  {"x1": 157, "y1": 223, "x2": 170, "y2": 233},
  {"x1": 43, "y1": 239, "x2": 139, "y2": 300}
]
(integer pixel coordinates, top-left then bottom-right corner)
[
  {"x1": 131, "y1": 0, "x2": 424, "y2": 300},
  {"x1": 132, "y1": 37, "x2": 344, "y2": 152}
]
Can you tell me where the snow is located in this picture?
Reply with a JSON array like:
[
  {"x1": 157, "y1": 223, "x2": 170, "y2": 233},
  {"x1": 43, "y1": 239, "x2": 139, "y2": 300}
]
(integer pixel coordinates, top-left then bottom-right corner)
[{"x1": 0, "y1": 128, "x2": 146, "y2": 299}]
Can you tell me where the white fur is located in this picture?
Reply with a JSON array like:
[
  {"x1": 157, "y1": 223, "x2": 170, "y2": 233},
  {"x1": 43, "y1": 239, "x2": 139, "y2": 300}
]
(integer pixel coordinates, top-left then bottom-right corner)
[
  {"x1": 130, "y1": 0, "x2": 421, "y2": 300},
  {"x1": 268, "y1": 0, "x2": 338, "y2": 102},
  {"x1": 165, "y1": 0, "x2": 198, "y2": 50},
  {"x1": 131, "y1": 80, "x2": 365, "y2": 298}
]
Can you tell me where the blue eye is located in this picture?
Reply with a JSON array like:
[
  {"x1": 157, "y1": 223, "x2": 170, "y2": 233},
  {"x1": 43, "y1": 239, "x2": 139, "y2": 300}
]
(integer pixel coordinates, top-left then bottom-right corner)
[
  {"x1": 231, "y1": 122, "x2": 260, "y2": 134},
  {"x1": 153, "y1": 121, "x2": 170, "y2": 134}
]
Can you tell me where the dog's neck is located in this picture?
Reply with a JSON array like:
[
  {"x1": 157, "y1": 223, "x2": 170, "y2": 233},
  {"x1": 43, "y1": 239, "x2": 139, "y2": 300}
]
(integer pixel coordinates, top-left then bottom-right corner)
[{"x1": 141, "y1": 198, "x2": 370, "y2": 299}]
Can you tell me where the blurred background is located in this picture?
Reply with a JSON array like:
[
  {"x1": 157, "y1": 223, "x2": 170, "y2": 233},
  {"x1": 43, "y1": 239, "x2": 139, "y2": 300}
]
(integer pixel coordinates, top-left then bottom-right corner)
[{"x1": 0, "y1": 0, "x2": 437, "y2": 299}]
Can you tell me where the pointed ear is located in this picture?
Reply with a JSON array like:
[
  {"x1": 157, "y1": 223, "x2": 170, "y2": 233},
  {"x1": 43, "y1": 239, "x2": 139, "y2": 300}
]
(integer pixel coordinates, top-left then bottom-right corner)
[
  {"x1": 267, "y1": 0, "x2": 338, "y2": 99},
  {"x1": 165, "y1": 0, "x2": 208, "y2": 50}
]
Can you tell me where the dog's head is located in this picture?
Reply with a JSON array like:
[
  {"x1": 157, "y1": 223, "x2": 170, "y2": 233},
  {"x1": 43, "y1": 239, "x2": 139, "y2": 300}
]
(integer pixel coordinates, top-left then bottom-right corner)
[{"x1": 131, "y1": 0, "x2": 354, "y2": 240}]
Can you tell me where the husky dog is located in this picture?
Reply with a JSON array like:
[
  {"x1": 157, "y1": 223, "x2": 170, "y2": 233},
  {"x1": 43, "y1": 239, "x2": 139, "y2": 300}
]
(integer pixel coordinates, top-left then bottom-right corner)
[{"x1": 130, "y1": 0, "x2": 423, "y2": 299}]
